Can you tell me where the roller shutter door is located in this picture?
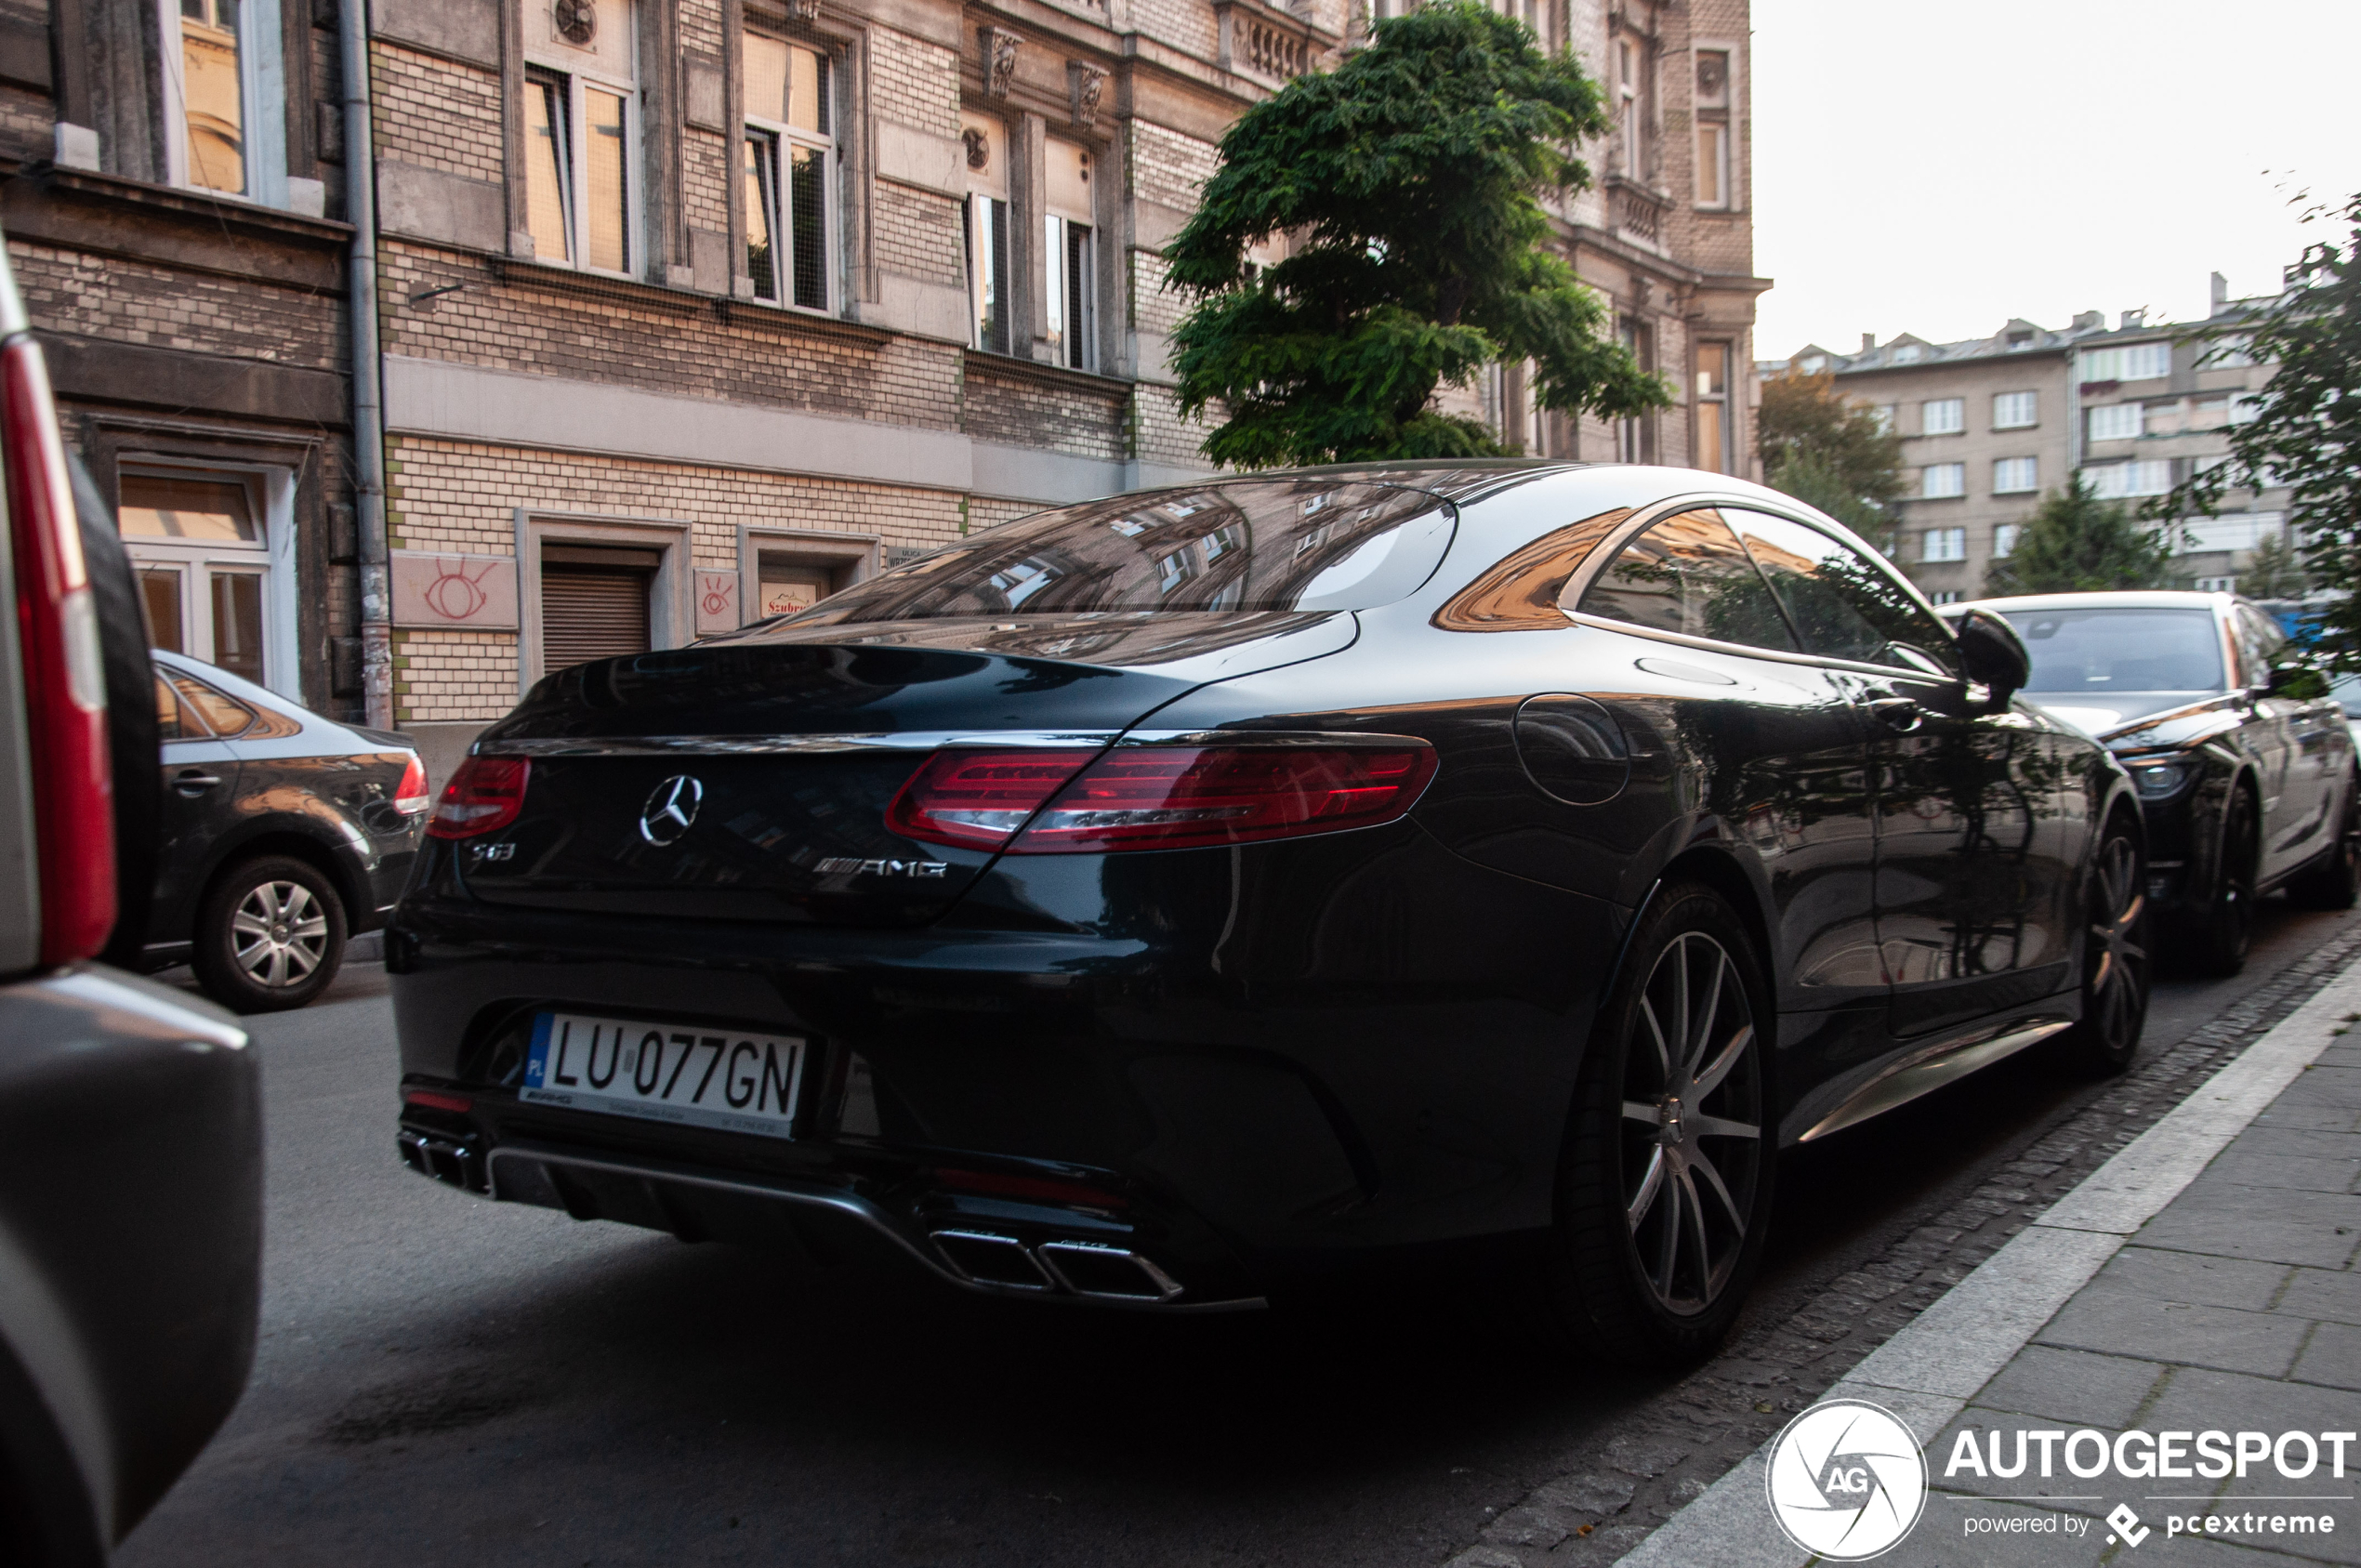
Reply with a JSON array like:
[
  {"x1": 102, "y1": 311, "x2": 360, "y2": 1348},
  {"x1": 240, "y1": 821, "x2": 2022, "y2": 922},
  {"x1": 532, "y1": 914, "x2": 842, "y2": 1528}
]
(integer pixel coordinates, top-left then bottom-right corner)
[{"x1": 541, "y1": 564, "x2": 652, "y2": 670}]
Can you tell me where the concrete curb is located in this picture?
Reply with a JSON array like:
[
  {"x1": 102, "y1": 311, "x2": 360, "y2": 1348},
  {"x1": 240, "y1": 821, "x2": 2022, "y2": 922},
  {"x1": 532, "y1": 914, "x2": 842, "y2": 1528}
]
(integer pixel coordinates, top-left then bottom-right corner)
[{"x1": 1611, "y1": 956, "x2": 2361, "y2": 1567}]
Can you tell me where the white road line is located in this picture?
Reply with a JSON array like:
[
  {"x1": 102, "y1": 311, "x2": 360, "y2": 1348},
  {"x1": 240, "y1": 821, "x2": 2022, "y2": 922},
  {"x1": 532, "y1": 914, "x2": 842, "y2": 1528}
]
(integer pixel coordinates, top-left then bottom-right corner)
[{"x1": 1612, "y1": 959, "x2": 2361, "y2": 1568}]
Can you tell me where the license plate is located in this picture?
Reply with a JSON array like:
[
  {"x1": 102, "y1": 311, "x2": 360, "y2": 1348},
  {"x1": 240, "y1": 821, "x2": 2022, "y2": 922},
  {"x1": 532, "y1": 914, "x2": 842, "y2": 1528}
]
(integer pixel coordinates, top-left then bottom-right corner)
[{"x1": 520, "y1": 1011, "x2": 807, "y2": 1140}]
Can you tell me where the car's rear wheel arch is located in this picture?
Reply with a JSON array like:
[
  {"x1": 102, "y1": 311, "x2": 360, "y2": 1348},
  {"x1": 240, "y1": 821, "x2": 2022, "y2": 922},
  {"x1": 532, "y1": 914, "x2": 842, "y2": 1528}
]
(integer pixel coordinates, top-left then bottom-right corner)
[
  {"x1": 1616, "y1": 845, "x2": 1778, "y2": 1027},
  {"x1": 203, "y1": 829, "x2": 363, "y2": 933}
]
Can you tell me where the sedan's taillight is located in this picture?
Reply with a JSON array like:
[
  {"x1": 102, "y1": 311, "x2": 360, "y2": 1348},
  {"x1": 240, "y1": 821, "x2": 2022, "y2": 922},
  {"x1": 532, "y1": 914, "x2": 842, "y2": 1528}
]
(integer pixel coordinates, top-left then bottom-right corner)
[
  {"x1": 393, "y1": 753, "x2": 430, "y2": 816},
  {"x1": 427, "y1": 755, "x2": 529, "y2": 838},
  {"x1": 889, "y1": 743, "x2": 1437, "y2": 854},
  {"x1": 4, "y1": 334, "x2": 114, "y2": 964}
]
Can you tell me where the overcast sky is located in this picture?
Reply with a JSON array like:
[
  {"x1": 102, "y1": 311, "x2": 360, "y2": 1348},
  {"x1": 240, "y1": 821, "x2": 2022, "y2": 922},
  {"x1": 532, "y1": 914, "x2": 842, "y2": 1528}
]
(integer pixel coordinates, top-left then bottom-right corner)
[{"x1": 1748, "y1": 0, "x2": 2361, "y2": 360}]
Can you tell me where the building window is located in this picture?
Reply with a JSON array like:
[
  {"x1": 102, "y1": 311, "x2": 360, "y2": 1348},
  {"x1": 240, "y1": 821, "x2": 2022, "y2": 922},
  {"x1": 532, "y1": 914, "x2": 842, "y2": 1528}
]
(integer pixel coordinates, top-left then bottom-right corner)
[
  {"x1": 1993, "y1": 390, "x2": 2038, "y2": 429},
  {"x1": 1617, "y1": 315, "x2": 1655, "y2": 463},
  {"x1": 743, "y1": 29, "x2": 832, "y2": 310},
  {"x1": 522, "y1": 0, "x2": 638, "y2": 273},
  {"x1": 1921, "y1": 527, "x2": 1967, "y2": 563},
  {"x1": 962, "y1": 112, "x2": 1011, "y2": 355},
  {"x1": 1993, "y1": 523, "x2": 2021, "y2": 559},
  {"x1": 1929, "y1": 589, "x2": 1962, "y2": 605},
  {"x1": 2085, "y1": 460, "x2": 2172, "y2": 499},
  {"x1": 1891, "y1": 344, "x2": 1922, "y2": 364},
  {"x1": 2087, "y1": 402, "x2": 2143, "y2": 442},
  {"x1": 2080, "y1": 342, "x2": 2171, "y2": 384},
  {"x1": 1043, "y1": 138, "x2": 1096, "y2": 372},
  {"x1": 161, "y1": 0, "x2": 286, "y2": 203},
  {"x1": 2195, "y1": 574, "x2": 2237, "y2": 593},
  {"x1": 1920, "y1": 463, "x2": 1965, "y2": 499},
  {"x1": 1614, "y1": 33, "x2": 1649, "y2": 180},
  {"x1": 1694, "y1": 48, "x2": 1731, "y2": 208},
  {"x1": 1694, "y1": 342, "x2": 1732, "y2": 472},
  {"x1": 1868, "y1": 404, "x2": 1896, "y2": 433},
  {"x1": 1993, "y1": 456, "x2": 2038, "y2": 494},
  {"x1": 118, "y1": 466, "x2": 293, "y2": 694},
  {"x1": 1920, "y1": 398, "x2": 1964, "y2": 436}
]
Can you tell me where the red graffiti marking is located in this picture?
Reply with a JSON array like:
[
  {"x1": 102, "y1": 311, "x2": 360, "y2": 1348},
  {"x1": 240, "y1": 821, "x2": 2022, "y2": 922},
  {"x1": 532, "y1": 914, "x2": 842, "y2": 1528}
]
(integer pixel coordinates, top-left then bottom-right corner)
[
  {"x1": 700, "y1": 574, "x2": 736, "y2": 618},
  {"x1": 425, "y1": 557, "x2": 498, "y2": 621}
]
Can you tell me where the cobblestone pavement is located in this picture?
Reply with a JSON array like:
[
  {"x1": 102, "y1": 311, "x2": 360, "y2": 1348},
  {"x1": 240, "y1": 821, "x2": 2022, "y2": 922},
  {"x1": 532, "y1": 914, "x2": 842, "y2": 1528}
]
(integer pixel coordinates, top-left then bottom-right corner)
[{"x1": 1444, "y1": 911, "x2": 2361, "y2": 1568}]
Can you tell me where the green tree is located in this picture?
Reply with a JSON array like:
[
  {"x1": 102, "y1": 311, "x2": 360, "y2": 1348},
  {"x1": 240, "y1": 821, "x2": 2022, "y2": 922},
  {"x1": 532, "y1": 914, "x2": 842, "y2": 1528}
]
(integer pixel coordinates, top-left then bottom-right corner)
[
  {"x1": 2154, "y1": 192, "x2": 2361, "y2": 665},
  {"x1": 1757, "y1": 368, "x2": 1907, "y2": 535},
  {"x1": 1162, "y1": 1, "x2": 1669, "y2": 467},
  {"x1": 1985, "y1": 473, "x2": 2175, "y2": 595},
  {"x1": 2232, "y1": 529, "x2": 2313, "y2": 600}
]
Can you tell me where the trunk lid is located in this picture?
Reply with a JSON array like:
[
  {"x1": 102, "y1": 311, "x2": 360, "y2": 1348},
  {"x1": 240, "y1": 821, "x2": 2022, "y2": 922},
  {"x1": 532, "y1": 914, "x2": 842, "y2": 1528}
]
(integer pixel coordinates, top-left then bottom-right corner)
[{"x1": 455, "y1": 613, "x2": 1353, "y2": 926}]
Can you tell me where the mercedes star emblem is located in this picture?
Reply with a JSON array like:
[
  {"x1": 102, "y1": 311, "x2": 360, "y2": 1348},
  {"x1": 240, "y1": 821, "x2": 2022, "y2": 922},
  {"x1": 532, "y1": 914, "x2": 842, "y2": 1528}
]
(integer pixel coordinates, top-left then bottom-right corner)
[{"x1": 639, "y1": 774, "x2": 703, "y2": 846}]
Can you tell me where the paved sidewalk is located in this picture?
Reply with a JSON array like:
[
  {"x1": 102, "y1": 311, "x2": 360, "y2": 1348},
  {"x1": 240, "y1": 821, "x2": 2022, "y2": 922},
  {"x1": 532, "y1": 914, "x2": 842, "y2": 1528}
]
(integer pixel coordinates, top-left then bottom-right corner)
[{"x1": 1606, "y1": 954, "x2": 2361, "y2": 1568}]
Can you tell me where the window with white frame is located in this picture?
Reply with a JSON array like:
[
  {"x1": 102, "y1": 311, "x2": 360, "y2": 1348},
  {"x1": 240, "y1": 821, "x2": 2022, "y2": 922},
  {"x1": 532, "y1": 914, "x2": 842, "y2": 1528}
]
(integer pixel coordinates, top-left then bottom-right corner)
[
  {"x1": 1614, "y1": 33, "x2": 1649, "y2": 180},
  {"x1": 2081, "y1": 342, "x2": 2171, "y2": 383},
  {"x1": 118, "y1": 465, "x2": 296, "y2": 695},
  {"x1": 2085, "y1": 460, "x2": 2172, "y2": 499},
  {"x1": 2195, "y1": 575, "x2": 2238, "y2": 593},
  {"x1": 1921, "y1": 462, "x2": 1965, "y2": 499},
  {"x1": 1892, "y1": 344, "x2": 1922, "y2": 364},
  {"x1": 962, "y1": 112, "x2": 1012, "y2": 355},
  {"x1": 1694, "y1": 48, "x2": 1731, "y2": 207},
  {"x1": 522, "y1": 0, "x2": 638, "y2": 273},
  {"x1": 1929, "y1": 589, "x2": 1961, "y2": 605},
  {"x1": 2087, "y1": 402, "x2": 2143, "y2": 441},
  {"x1": 743, "y1": 28, "x2": 833, "y2": 310},
  {"x1": 160, "y1": 0, "x2": 288, "y2": 203},
  {"x1": 1993, "y1": 389, "x2": 2038, "y2": 428},
  {"x1": 1694, "y1": 341, "x2": 1732, "y2": 472},
  {"x1": 1993, "y1": 523, "x2": 2021, "y2": 559},
  {"x1": 1868, "y1": 404, "x2": 1895, "y2": 433},
  {"x1": 1993, "y1": 456, "x2": 2038, "y2": 494},
  {"x1": 1043, "y1": 138, "x2": 1096, "y2": 372},
  {"x1": 1921, "y1": 527, "x2": 1967, "y2": 562},
  {"x1": 1920, "y1": 397, "x2": 1964, "y2": 435}
]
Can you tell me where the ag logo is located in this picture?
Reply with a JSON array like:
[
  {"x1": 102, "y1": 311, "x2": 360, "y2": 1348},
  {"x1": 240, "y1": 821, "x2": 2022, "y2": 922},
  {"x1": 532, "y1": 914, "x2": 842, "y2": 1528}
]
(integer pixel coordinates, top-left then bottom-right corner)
[
  {"x1": 638, "y1": 775, "x2": 704, "y2": 846},
  {"x1": 1764, "y1": 1398, "x2": 1927, "y2": 1560}
]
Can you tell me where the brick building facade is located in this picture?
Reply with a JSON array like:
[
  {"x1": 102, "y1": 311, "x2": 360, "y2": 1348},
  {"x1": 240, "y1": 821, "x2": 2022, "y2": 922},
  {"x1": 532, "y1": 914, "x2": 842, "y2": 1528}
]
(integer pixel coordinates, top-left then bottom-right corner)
[{"x1": 0, "y1": 0, "x2": 1761, "y2": 769}]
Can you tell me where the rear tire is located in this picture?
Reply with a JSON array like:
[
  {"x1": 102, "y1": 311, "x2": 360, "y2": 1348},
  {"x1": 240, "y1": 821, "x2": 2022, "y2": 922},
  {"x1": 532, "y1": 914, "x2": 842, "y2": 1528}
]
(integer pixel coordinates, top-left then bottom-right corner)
[
  {"x1": 2288, "y1": 771, "x2": 2361, "y2": 911},
  {"x1": 2190, "y1": 787, "x2": 2258, "y2": 977},
  {"x1": 2057, "y1": 813, "x2": 2150, "y2": 1077},
  {"x1": 1537, "y1": 883, "x2": 1774, "y2": 1368},
  {"x1": 191, "y1": 855, "x2": 348, "y2": 1013}
]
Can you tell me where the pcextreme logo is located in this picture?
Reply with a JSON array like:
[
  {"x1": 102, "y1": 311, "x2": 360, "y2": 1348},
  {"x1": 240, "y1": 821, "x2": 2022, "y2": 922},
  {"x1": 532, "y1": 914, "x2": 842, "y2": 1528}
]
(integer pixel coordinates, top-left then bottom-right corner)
[{"x1": 1765, "y1": 1399, "x2": 1929, "y2": 1560}]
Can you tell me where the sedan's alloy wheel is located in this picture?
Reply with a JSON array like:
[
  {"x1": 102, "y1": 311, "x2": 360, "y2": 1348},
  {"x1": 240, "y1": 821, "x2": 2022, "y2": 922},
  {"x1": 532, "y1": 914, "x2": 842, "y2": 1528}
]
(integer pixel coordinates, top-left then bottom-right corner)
[
  {"x1": 2064, "y1": 820, "x2": 2150, "y2": 1074},
  {"x1": 232, "y1": 880, "x2": 330, "y2": 988},
  {"x1": 1619, "y1": 930, "x2": 1764, "y2": 1317}
]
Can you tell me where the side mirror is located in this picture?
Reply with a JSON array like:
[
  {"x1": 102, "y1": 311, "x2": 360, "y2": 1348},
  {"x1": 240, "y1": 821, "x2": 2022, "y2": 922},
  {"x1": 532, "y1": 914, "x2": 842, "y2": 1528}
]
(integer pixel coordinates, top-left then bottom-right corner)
[{"x1": 1953, "y1": 608, "x2": 2030, "y2": 712}]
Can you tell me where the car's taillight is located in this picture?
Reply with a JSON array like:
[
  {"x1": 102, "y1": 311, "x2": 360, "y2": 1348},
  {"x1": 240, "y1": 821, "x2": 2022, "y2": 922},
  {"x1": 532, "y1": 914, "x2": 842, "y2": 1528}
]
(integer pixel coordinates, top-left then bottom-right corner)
[
  {"x1": 393, "y1": 753, "x2": 430, "y2": 816},
  {"x1": 886, "y1": 750, "x2": 1093, "y2": 849},
  {"x1": 427, "y1": 755, "x2": 529, "y2": 839},
  {"x1": 889, "y1": 743, "x2": 1438, "y2": 854},
  {"x1": 4, "y1": 335, "x2": 113, "y2": 964}
]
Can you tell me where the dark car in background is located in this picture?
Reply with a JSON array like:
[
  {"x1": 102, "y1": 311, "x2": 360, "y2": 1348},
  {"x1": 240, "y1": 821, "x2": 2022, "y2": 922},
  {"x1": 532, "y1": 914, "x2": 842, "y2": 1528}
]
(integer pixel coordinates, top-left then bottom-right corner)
[
  {"x1": 389, "y1": 466, "x2": 2151, "y2": 1366},
  {"x1": 1958, "y1": 591, "x2": 2358, "y2": 973},
  {"x1": 0, "y1": 226, "x2": 261, "y2": 1565},
  {"x1": 148, "y1": 648, "x2": 428, "y2": 1012}
]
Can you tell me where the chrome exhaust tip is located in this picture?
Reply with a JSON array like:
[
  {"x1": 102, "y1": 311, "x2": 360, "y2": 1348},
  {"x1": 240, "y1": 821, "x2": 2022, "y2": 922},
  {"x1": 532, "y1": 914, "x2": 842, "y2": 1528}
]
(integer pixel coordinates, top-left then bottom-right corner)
[
  {"x1": 930, "y1": 1229, "x2": 1054, "y2": 1290},
  {"x1": 1036, "y1": 1240, "x2": 1184, "y2": 1302},
  {"x1": 398, "y1": 1127, "x2": 488, "y2": 1193}
]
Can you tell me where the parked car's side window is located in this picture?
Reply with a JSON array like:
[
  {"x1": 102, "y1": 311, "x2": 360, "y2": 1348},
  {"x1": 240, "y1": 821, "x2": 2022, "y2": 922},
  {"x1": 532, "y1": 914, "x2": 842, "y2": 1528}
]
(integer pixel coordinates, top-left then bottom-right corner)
[
  {"x1": 155, "y1": 674, "x2": 212, "y2": 742},
  {"x1": 2234, "y1": 604, "x2": 2286, "y2": 689},
  {"x1": 1574, "y1": 510, "x2": 1797, "y2": 653},
  {"x1": 167, "y1": 672, "x2": 255, "y2": 738},
  {"x1": 1723, "y1": 509, "x2": 1959, "y2": 678}
]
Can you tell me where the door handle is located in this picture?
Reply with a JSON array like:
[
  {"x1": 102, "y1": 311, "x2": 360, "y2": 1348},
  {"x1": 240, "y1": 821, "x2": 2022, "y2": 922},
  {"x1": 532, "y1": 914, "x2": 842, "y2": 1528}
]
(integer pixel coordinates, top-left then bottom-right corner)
[
  {"x1": 1865, "y1": 697, "x2": 1924, "y2": 734},
  {"x1": 172, "y1": 769, "x2": 222, "y2": 797}
]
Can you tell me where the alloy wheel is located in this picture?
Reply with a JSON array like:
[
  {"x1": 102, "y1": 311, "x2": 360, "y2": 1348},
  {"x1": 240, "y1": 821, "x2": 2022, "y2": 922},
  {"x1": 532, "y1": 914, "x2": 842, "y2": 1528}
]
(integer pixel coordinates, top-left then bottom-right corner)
[
  {"x1": 2084, "y1": 829, "x2": 2149, "y2": 1059},
  {"x1": 1619, "y1": 930, "x2": 1764, "y2": 1317},
  {"x1": 231, "y1": 879, "x2": 330, "y2": 989}
]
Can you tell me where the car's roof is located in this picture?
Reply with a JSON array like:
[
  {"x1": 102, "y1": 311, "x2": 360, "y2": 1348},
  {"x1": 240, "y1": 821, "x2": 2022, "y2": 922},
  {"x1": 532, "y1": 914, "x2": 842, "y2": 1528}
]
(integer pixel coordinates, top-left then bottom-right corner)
[{"x1": 1961, "y1": 590, "x2": 2236, "y2": 614}]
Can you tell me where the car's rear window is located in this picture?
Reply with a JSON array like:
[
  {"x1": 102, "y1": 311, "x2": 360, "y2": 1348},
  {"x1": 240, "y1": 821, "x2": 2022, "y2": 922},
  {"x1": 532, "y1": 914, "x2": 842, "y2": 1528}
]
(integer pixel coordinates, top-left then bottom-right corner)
[
  {"x1": 2001, "y1": 607, "x2": 2225, "y2": 695},
  {"x1": 767, "y1": 480, "x2": 1454, "y2": 625}
]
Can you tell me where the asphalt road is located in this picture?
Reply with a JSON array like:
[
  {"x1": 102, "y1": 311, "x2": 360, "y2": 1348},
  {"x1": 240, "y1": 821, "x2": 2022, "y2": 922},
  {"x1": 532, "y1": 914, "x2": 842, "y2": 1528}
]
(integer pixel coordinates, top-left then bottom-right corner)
[{"x1": 119, "y1": 898, "x2": 2361, "y2": 1568}]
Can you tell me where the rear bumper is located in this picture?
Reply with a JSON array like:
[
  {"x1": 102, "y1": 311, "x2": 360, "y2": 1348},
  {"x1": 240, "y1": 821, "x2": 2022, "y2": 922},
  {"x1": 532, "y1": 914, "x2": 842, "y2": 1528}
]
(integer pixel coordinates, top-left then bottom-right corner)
[{"x1": 388, "y1": 837, "x2": 1619, "y2": 1300}]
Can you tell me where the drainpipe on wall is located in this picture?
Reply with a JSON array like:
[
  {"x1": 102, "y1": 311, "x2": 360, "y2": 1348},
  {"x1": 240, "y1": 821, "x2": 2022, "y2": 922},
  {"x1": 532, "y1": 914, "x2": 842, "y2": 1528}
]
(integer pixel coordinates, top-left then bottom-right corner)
[{"x1": 340, "y1": 0, "x2": 392, "y2": 729}]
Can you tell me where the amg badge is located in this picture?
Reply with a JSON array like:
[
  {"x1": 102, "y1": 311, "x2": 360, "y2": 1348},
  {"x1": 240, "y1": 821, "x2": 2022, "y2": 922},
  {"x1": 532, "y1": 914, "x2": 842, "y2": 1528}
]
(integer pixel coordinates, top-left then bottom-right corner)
[{"x1": 815, "y1": 856, "x2": 950, "y2": 878}]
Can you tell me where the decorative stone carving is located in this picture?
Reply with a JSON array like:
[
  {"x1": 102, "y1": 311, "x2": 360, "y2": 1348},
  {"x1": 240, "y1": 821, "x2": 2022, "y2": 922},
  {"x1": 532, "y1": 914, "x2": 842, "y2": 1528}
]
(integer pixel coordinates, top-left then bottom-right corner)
[
  {"x1": 982, "y1": 27, "x2": 1021, "y2": 98},
  {"x1": 1068, "y1": 63, "x2": 1106, "y2": 130}
]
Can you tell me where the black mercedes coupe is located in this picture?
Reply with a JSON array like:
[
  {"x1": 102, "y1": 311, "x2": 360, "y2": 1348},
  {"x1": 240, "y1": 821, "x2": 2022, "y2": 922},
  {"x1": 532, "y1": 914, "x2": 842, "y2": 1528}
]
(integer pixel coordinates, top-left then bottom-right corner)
[{"x1": 389, "y1": 464, "x2": 2149, "y2": 1365}]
